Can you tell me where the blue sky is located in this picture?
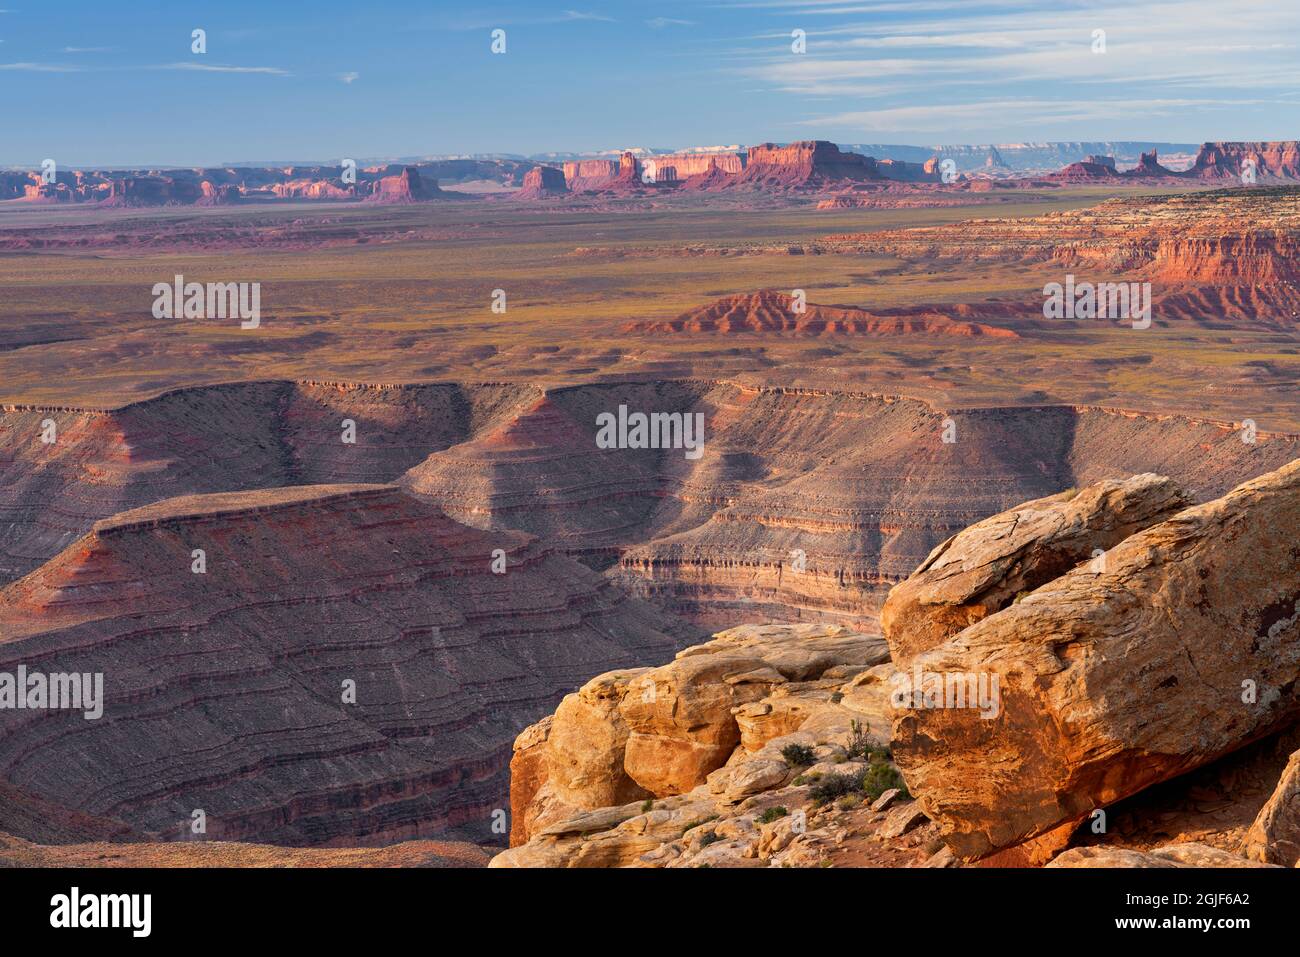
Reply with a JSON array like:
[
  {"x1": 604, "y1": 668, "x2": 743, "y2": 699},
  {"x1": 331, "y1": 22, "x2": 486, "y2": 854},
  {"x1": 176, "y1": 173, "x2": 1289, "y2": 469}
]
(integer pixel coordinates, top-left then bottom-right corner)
[{"x1": 2, "y1": 0, "x2": 1297, "y2": 166}]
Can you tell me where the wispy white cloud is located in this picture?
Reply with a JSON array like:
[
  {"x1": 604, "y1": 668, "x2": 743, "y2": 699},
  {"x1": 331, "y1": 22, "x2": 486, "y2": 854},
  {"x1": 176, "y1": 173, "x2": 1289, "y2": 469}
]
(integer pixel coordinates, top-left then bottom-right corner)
[
  {"x1": 726, "y1": 0, "x2": 1300, "y2": 134},
  {"x1": 339, "y1": 71, "x2": 359, "y2": 84},
  {"x1": 647, "y1": 17, "x2": 695, "y2": 28},
  {"x1": 0, "y1": 61, "x2": 81, "y2": 72},
  {"x1": 801, "y1": 97, "x2": 1264, "y2": 133},
  {"x1": 63, "y1": 46, "x2": 114, "y2": 53},
  {"x1": 562, "y1": 10, "x2": 615, "y2": 22},
  {"x1": 153, "y1": 62, "x2": 290, "y2": 75}
]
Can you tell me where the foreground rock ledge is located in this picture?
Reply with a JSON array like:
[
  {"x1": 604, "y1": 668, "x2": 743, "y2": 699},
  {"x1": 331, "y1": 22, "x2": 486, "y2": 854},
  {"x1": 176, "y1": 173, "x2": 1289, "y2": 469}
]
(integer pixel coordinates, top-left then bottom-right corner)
[
  {"x1": 881, "y1": 473, "x2": 1191, "y2": 668},
  {"x1": 892, "y1": 458, "x2": 1300, "y2": 860}
]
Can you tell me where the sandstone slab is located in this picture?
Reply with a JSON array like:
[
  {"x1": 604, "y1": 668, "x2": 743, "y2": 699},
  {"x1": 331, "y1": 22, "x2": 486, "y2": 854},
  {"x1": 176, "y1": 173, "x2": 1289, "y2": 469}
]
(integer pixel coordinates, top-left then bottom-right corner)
[
  {"x1": 892, "y1": 459, "x2": 1300, "y2": 860},
  {"x1": 881, "y1": 473, "x2": 1190, "y2": 666}
]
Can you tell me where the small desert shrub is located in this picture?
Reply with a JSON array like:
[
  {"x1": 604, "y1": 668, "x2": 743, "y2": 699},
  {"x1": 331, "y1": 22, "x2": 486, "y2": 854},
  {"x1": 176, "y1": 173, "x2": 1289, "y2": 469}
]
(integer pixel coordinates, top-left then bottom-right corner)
[
  {"x1": 809, "y1": 771, "x2": 863, "y2": 806},
  {"x1": 698, "y1": 830, "x2": 723, "y2": 848},
  {"x1": 781, "y1": 743, "x2": 816, "y2": 767},
  {"x1": 757, "y1": 806, "x2": 789, "y2": 825},
  {"x1": 640, "y1": 798, "x2": 654, "y2": 813},
  {"x1": 845, "y1": 719, "x2": 883, "y2": 761},
  {"x1": 861, "y1": 760, "x2": 908, "y2": 801},
  {"x1": 836, "y1": 794, "x2": 862, "y2": 810},
  {"x1": 829, "y1": 691, "x2": 844, "y2": 704}
]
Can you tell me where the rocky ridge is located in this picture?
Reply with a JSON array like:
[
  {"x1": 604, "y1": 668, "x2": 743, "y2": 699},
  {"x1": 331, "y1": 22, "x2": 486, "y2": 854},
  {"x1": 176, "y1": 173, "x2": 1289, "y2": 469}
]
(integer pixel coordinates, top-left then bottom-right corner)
[{"x1": 4, "y1": 379, "x2": 1295, "y2": 632}]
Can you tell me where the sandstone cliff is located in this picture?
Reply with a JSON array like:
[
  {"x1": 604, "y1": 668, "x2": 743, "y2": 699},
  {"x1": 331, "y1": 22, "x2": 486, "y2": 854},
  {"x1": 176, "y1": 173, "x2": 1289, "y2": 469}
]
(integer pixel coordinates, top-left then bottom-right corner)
[
  {"x1": 827, "y1": 188, "x2": 1300, "y2": 326},
  {"x1": 5, "y1": 380, "x2": 1295, "y2": 633},
  {"x1": 1190, "y1": 141, "x2": 1300, "y2": 181}
]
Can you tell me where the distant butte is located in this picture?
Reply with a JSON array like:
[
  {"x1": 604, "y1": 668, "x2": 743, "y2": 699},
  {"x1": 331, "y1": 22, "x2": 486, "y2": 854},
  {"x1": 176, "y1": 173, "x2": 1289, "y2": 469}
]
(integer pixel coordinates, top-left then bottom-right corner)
[{"x1": 630, "y1": 290, "x2": 1022, "y2": 337}]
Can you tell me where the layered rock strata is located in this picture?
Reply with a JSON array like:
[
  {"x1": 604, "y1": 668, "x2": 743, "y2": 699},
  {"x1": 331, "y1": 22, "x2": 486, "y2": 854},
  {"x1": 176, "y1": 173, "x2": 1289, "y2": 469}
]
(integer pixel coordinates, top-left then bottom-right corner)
[{"x1": 0, "y1": 484, "x2": 691, "y2": 845}]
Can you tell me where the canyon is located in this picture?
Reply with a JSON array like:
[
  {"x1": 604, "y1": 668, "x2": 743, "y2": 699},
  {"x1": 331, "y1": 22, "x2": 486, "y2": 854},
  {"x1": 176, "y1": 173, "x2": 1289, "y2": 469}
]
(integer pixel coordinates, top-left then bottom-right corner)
[
  {"x1": 0, "y1": 483, "x2": 692, "y2": 846},
  {"x1": 1, "y1": 153, "x2": 1297, "y2": 870},
  {"x1": 3, "y1": 379, "x2": 1294, "y2": 632},
  {"x1": 498, "y1": 460, "x2": 1300, "y2": 868}
]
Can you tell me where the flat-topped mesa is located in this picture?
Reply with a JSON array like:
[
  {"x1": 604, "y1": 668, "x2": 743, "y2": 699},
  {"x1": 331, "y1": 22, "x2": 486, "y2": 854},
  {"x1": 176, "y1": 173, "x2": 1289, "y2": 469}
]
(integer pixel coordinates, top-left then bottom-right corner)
[
  {"x1": 0, "y1": 483, "x2": 691, "y2": 846},
  {"x1": 517, "y1": 165, "x2": 568, "y2": 198},
  {"x1": 562, "y1": 159, "x2": 619, "y2": 191},
  {"x1": 1191, "y1": 141, "x2": 1300, "y2": 181},
  {"x1": 101, "y1": 175, "x2": 206, "y2": 207},
  {"x1": 365, "y1": 166, "x2": 444, "y2": 203},
  {"x1": 881, "y1": 474, "x2": 1193, "y2": 667},
  {"x1": 737, "y1": 141, "x2": 886, "y2": 189},
  {"x1": 650, "y1": 151, "x2": 744, "y2": 177},
  {"x1": 889, "y1": 458, "x2": 1300, "y2": 860}
]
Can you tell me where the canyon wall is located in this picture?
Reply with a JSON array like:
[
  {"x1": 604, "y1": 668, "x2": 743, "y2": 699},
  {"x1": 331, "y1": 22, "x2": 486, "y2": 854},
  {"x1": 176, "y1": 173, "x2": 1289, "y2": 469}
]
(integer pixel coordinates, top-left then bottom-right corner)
[
  {"x1": 4, "y1": 379, "x2": 1294, "y2": 632},
  {"x1": 0, "y1": 484, "x2": 692, "y2": 845}
]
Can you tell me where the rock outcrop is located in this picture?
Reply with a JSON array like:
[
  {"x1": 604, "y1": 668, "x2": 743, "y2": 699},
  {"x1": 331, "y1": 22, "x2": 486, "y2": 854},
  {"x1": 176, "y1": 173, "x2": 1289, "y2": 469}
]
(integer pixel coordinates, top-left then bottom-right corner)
[
  {"x1": 517, "y1": 165, "x2": 568, "y2": 198},
  {"x1": 495, "y1": 623, "x2": 938, "y2": 868},
  {"x1": 365, "y1": 167, "x2": 444, "y2": 203},
  {"x1": 735, "y1": 141, "x2": 886, "y2": 190},
  {"x1": 500, "y1": 460, "x2": 1300, "y2": 869},
  {"x1": 1190, "y1": 141, "x2": 1300, "y2": 182},
  {"x1": 1239, "y1": 749, "x2": 1300, "y2": 866},
  {"x1": 1047, "y1": 843, "x2": 1280, "y2": 868},
  {"x1": 633, "y1": 290, "x2": 1020, "y2": 338},
  {"x1": 890, "y1": 458, "x2": 1300, "y2": 860},
  {"x1": 0, "y1": 484, "x2": 692, "y2": 846},
  {"x1": 880, "y1": 474, "x2": 1192, "y2": 666}
]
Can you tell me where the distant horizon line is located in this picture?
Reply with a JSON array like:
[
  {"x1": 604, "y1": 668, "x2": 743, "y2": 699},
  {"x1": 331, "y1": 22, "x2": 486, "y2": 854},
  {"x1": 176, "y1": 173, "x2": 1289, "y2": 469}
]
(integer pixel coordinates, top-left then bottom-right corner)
[{"x1": 1, "y1": 138, "x2": 1236, "y2": 171}]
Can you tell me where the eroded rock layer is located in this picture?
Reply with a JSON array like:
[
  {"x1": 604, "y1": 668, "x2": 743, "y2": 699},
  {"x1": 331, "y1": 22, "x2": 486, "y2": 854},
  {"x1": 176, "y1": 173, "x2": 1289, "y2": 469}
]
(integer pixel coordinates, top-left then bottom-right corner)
[
  {"x1": 0, "y1": 380, "x2": 535, "y2": 583},
  {"x1": 0, "y1": 484, "x2": 692, "y2": 845},
  {"x1": 4, "y1": 379, "x2": 1295, "y2": 630},
  {"x1": 826, "y1": 188, "x2": 1300, "y2": 325},
  {"x1": 631, "y1": 290, "x2": 1020, "y2": 337}
]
